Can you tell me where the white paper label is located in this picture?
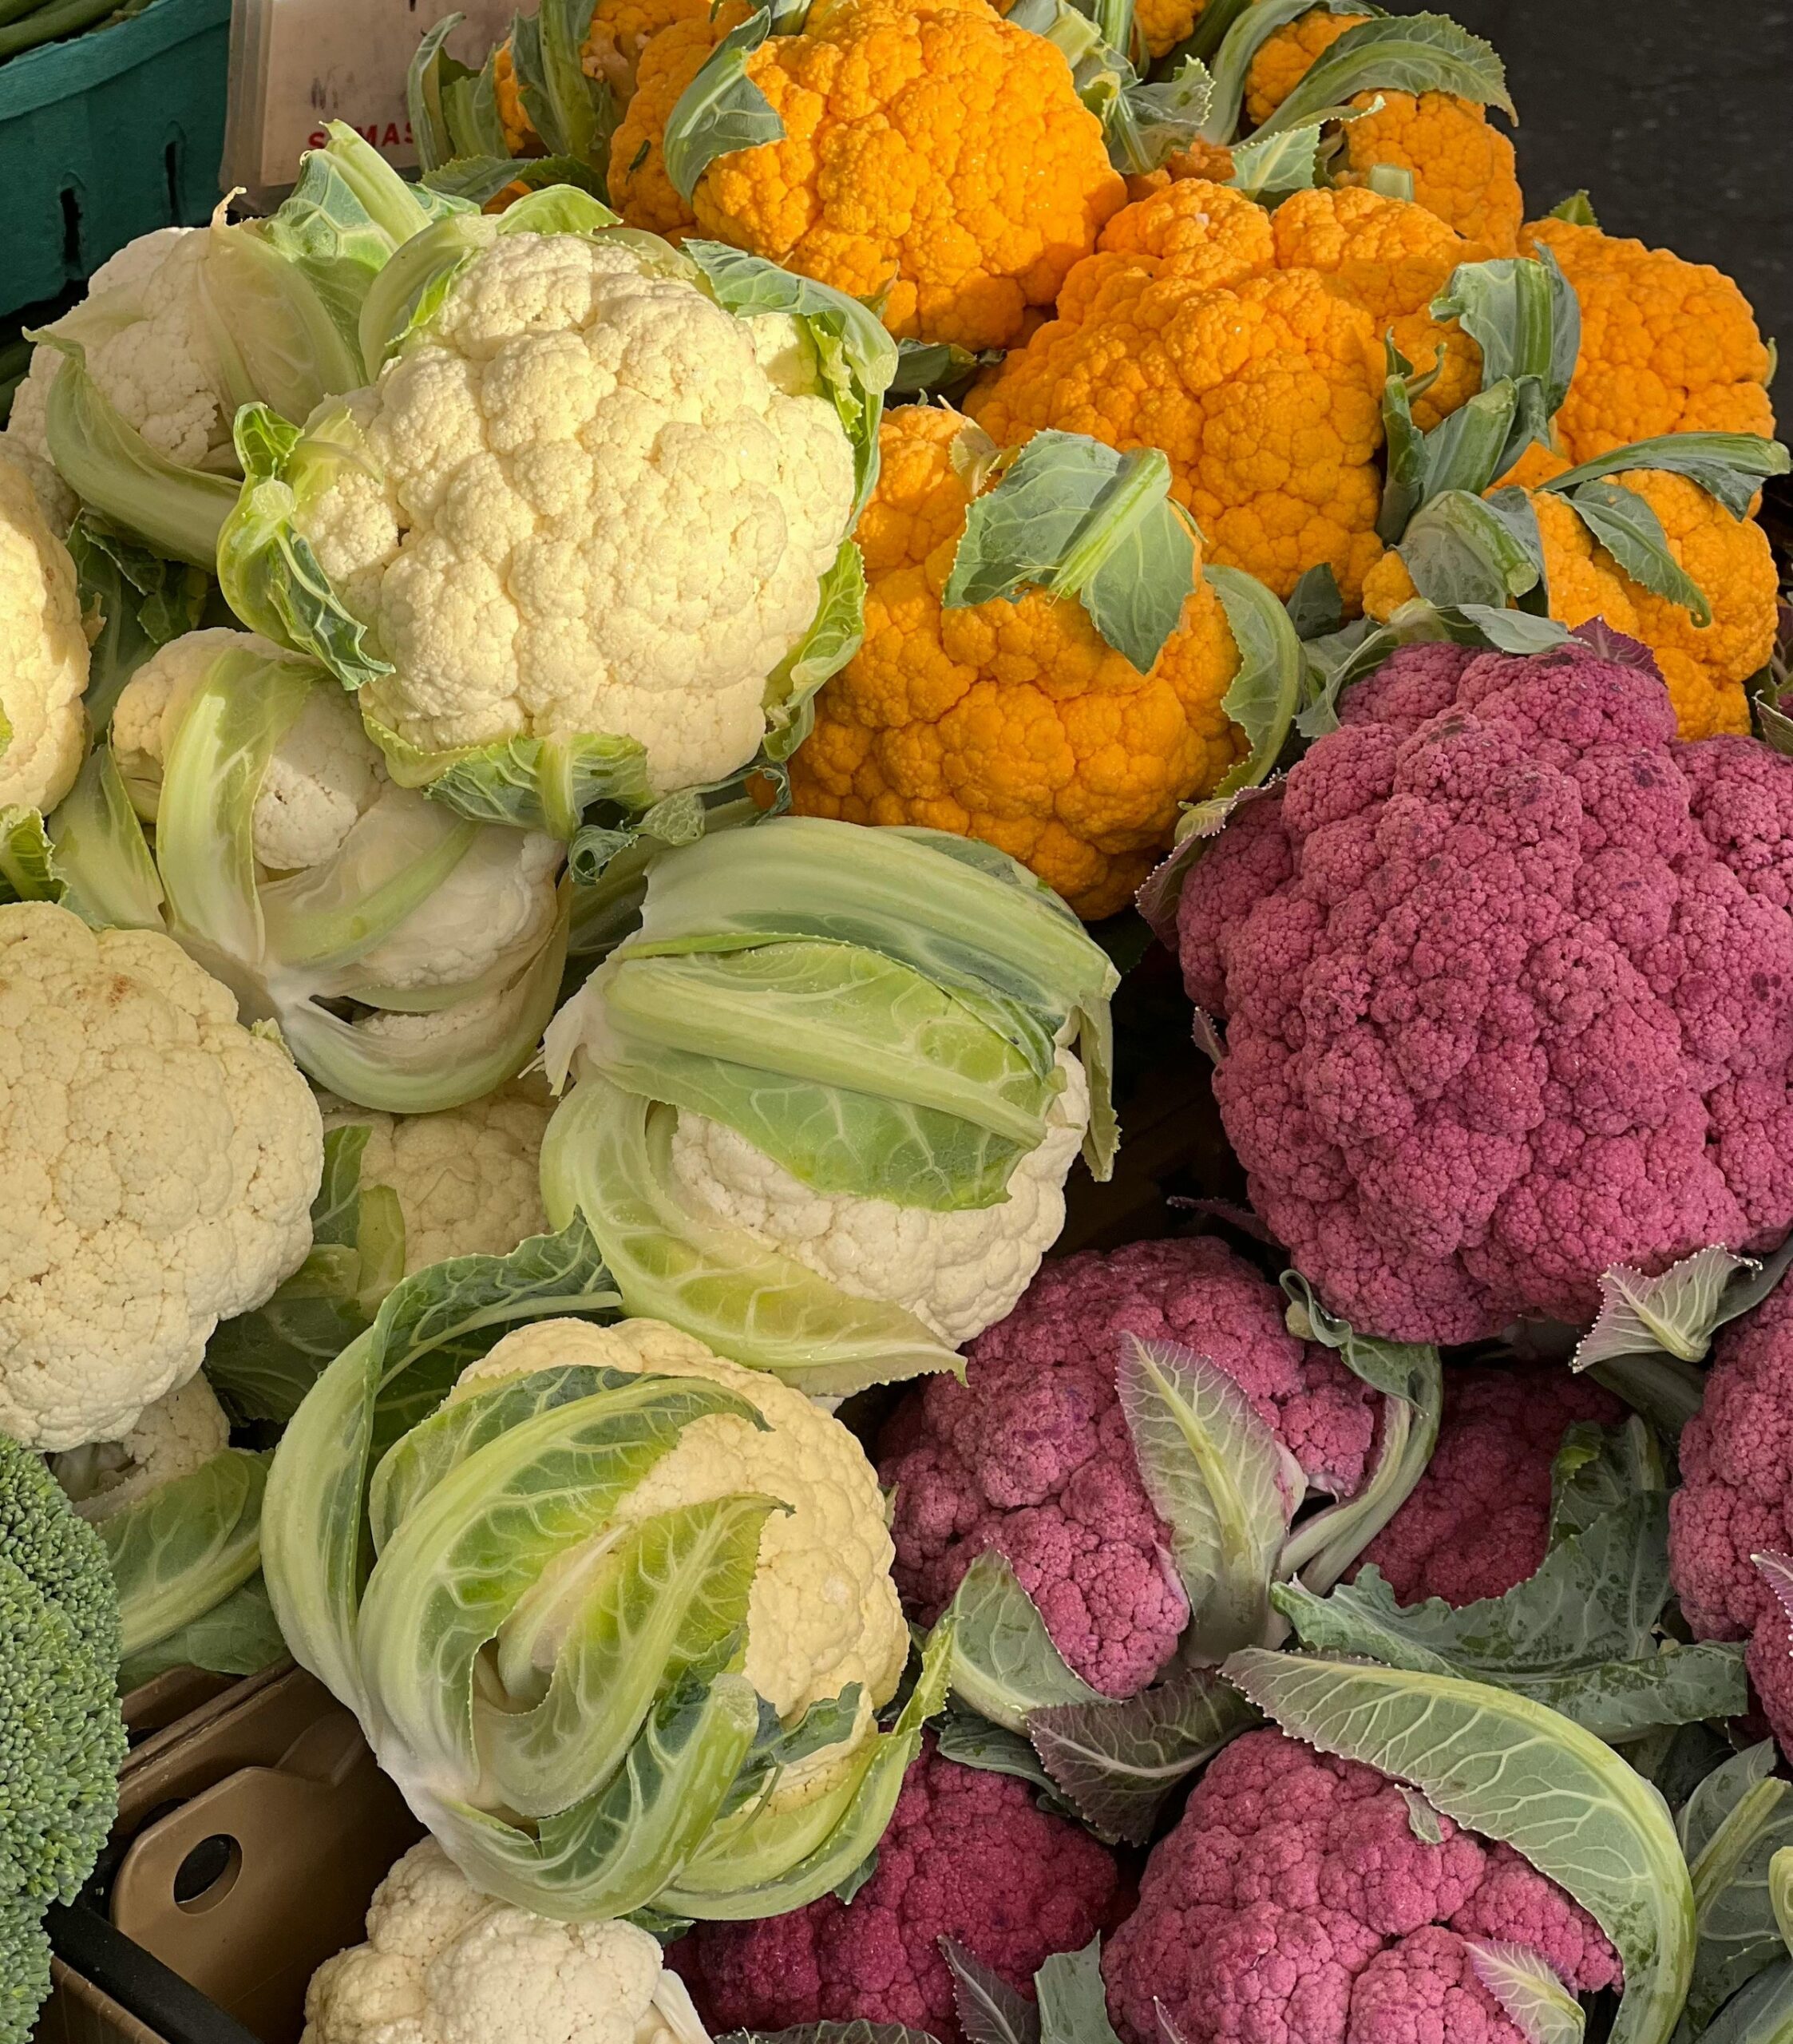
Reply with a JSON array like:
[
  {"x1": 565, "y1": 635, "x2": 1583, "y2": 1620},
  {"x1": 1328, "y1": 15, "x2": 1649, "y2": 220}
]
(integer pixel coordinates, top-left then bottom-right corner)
[{"x1": 226, "y1": 0, "x2": 517, "y2": 195}]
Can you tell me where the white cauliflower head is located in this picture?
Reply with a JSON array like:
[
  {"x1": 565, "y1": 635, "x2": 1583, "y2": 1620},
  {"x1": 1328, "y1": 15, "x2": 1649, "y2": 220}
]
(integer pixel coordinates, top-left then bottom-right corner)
[
  {"x1": 49, "y1": 1374, "x2": 232, "y2": 1520},
  {"x1": 0, "y1": 903, "x2": 323, "y2": 1449},
  {"x1": 295, "y1": 232, "x2": 858, "y2": 794},
  {"x1": 457, "y1": 1317, "x2": 909, "y2": 1725},
  {"x1": 0, "y1": 452, "x2": 90, "y2": 813},
  {"x1": 6, "y1": 228, "x2": 229, "y2": 480},
  {"x1": 319, "y1": 1076, "x2": 552, "y2": 1274},
  {"x1": 353, "y1": 822, "x2": 562, "y2": 993},
  {"x1": 113, "y1": 628, "x2": 386, "y2": 871},
  {"x1": 668, "y1": 1051, "x2": 1091, "y2": 1345},
  {"x1": 112, "y1": 627, "x2": 563, "y2": 1001},
  {"x1": 303, "y1": 1839, "x2": 710, "y2": 2044}
]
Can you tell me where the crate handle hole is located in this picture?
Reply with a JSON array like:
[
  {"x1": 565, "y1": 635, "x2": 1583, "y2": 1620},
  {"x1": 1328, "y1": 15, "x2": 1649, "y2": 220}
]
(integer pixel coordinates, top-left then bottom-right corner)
[
  {"x1": 173, "y1": 1833, "x2": 242, "y2": 1914},
  {"x1": 59, "y1": 188, "x2": 81, "y2": 275}
]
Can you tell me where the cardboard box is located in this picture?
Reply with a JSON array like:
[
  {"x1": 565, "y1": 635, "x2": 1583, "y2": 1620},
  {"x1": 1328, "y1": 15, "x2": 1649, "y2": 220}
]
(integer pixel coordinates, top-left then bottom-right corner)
[{"x1": 41, "y1": 1667, "x2": 422, "y2": 2044}]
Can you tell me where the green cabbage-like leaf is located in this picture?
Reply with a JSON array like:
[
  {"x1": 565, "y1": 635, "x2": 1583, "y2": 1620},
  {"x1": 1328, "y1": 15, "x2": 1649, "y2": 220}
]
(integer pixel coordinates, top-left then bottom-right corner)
[
  {"x1": 1547, "y1": 1417, "x2": 1664, "y2": 1550},
  {"x1": 1254, "y1": 10, "x2": 1513, "y2": 137},
  {"x1": 217, "y1": 403, "x2": 394, "y2": 688},
  {"x1": 944, "y1": 431, "x2": 1196, "y2": 676},
  {"x1": 1463, "y1": 1941, "x2": 1585, "y2": 2044},
  {"x1": 1566, "y1": 479, "x2": 1712, "y2": 624},
  {"x1": 65, "y1": 516, "x2": 212, "y2": 732},
  {"x1": 1117, "y1": 1334, "x2": 1292, "y2": 1654},
  {"x1": 762, "y1": 538, "x2": 867, "y2": 762},
  {"x1": 1224, "y1": 1649, "x2": 1694, "y2": 2044},
  {"x1": 1027, "y1": 1668, "x2": 1258, "y2": 1844},
  {"x1": 539, "y1": 1076, "x2": 961, "y2": 1395},
  {"x1": 663, "y1": 8, "x2": 781, "y2": 203},
  {"x1": 98, "y1": 1450, "x2": 268, "y2": 1665},
  {"x1": 35, "y1": 339, "x2": 239, "y2": 568},
  {"x1": 1196, "y1": 0, "x2": 1352, "y2": 140},
  {"x1": 1680, "y1": 1745, "x2": 1793, "y2": 2030},
  {"x1": 945, "y1": 1940, "x2": 1039, "y2": 2044},
  {"x1": 118, "y1": 1573, "x2": 287, "y2": 1693},
  {"x1": 363, "y1": 715, "x2": 655, "y2": 838},
  {"x1": 943, "y1": 1551, "x2": 1106, "y2": 1735},
  {"x1": 1206, "y1": 564, "x2": 1304, "y2": 799},
  {"x1": 1541, "y1": 434, "x2": 1791, "y2": 521}
]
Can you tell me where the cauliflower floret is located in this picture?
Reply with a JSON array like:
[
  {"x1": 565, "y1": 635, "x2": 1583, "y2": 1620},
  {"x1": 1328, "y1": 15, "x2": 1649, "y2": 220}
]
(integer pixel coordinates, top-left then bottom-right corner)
[
  {"x1": 114, "y1": 628, "x2": 387, "y2": 872},
  {"x1": 49, "y1": 1376, "x2": 231, "y2": 1520},
  {"x1": 319, "y1": 1077, "x2": 552, "y2": 1274},
  {"x1": 1178, "y1": 637, "x2": 1793, "y2": 1343},
  {"x1": 6, "y1": 228, "x2": 230, "y2": 477},
  {"x1": 353, "y1": 820, "x2": 562, "y2": 992},
  {"x1": 303, "y1": 1839, "x2": 710, "y2": 2044},
  {"x1": 684, "y1": 1735, "x2": 1123, "y2": 2043},
  {"x1": 1102, "y1": 1727, "x2": 1619, "y2": 2044},
  {"x1": 879, "y1": 1236, "x2": 1376, "y2": 1697},
  {"x1": 1361, "y1": 1366, "x2": 1621, "y2": 1608},
  {"x1": 0, "y1": 903, "x2": 322, "y2": 1449},
  {"x1": 0, "y1": 453, "x2": 90, "y2": 814},
  {"x1": 458, "y1": 1317, "x2": 909, "y2": 1725},
  {"x1": 667, "y1": 1052, "x2": 1090, "y2": 1345},
  {"x1": 297, "y1": 233, "x2": 858, "y2": 795}
]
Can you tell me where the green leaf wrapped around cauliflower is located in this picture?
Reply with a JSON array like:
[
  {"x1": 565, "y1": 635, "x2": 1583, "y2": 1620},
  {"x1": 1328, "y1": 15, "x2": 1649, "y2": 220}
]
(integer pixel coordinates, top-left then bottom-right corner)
[
  {"x1": 49, "y1": 1377, "x2": 286, "y2": 1689},
  {"x1": 218, "y1": 191, "x2": 893, "y2": 834},
  {"x1": 457, "y1": 1317, "x2": 908, "y2": 1733},
  {"x1": 43, "y1": 627, "x2": 569, "y2": 1113},
  {"x1": 540, "y1": 818, "x2": 1118, "y2": 1394},
  {"x1": 3, "y1": 128, "x2": 472, "y2": 567},
  {"x1": 0, "y1": 454, "x2": 90, "y2": 816},
  {"x1": 0, "y1": 901, "x2": 322, "y2": 1450},
  {"x1": 303, "y1": 1838, "x2": 712, "y2": 2044},
  {"x1": 263, "y1": 1211, "x2": 948, "y2": 1923},
  {"x1": 663, "y1": 1057, "x2": 1090, "y2": 1349}
]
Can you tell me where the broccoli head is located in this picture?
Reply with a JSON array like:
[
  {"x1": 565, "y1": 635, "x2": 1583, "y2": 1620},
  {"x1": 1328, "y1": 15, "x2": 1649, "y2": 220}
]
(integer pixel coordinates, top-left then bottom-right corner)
[
  {"x1": 1178, "y1": 638, "x2": 1793, "y2": 1344},
  {"x1": 0, "y1": 1428, "x2": 125, "y2": 2044},
  {"x1": 1360, "y1": 1365, "x2": 1621, "y2": 1606},
  {"x1": 678, "y1": 1737, "x2": 1125, "y2": 2042},
  {"x1": 1101, "y1": 1726, "x2": 1619, "y2": 2044},
  {"x1": 878, "y1": 1238, "x2": 1376, "y2": 1696}
]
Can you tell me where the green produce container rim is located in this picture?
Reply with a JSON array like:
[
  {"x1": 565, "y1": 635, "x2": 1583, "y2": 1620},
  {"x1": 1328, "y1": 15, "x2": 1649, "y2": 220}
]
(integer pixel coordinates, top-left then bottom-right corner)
[{"x1": 0, "y1": 0, "x2": 232, "y2": 123}]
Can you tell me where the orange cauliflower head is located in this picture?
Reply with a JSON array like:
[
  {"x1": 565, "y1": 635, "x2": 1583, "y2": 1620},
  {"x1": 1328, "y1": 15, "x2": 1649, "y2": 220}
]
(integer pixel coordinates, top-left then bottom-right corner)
[
  {"x1": 1521, "y1": 216, "x2": 1776, "y2": 463},
  {"x1": 788, "y1": 406, "x2": 1248, "y2": 917},
  {"x1": 612, "y1": 0, "x2": 1126, "y2": 350},
  {"x1": 1245, "y1": 10, "x2": 1521, "y2": 254},
  {"x1": 1364, "y1": 471, "x2": 1777, "y2": 742},
  {"x1": 967, "y1": 180, "x2": 1388, "y2": 604},
  {"x1": 1271, "y1": 184, "x2": 1482, "y2": 426}
]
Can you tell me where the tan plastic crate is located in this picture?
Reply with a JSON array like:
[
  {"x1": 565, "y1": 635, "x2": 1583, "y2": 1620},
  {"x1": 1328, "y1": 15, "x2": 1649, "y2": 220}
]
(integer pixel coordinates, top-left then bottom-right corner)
[{"x1": 41, "y1": 1666, "x2": 421, "y2": 2044}]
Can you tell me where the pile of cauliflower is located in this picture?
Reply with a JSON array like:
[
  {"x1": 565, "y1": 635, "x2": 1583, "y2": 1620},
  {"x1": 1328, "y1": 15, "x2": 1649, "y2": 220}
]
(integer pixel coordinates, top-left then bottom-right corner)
[{"x1": 2, "y1": 6, "x2": 1791, "y2": 2044}]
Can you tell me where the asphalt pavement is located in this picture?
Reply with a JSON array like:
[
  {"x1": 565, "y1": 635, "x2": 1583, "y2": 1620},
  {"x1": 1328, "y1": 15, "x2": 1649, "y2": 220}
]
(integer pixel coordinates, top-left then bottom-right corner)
[{"x1": 1447, "y1": 0, "x2": 1791, "y2": 410}]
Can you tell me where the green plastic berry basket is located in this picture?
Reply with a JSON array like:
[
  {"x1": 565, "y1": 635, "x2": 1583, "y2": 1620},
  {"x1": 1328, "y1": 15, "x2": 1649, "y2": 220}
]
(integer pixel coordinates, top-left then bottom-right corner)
[{"x1": 0, "y1": 0, "x2": 231, "y2": 320}]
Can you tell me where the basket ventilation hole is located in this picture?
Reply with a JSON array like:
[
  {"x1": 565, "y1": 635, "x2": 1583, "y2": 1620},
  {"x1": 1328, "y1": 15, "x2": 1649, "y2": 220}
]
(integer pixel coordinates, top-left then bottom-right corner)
[{"x1": 164, "y1": 139, "x2": 183, "y2": 224}]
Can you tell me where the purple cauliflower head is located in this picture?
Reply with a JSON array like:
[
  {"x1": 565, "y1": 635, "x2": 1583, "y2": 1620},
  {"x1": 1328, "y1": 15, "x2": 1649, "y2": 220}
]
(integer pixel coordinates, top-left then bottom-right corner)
[
  {"x1": 677, "y1": 1738, "x2": 1125, "y2": 2043},
  {"x1": 878, "y1": 1238, "x2": 1377, "y2": 1697},
  {"x1": 1670, "y1": 1279, "x2": 1793, "y2": 1755},
  {"x1": 1345, "y1": 1928, "x2": 1526, "y2": 2044},
  {"x1": 1360, "y1": 1365, "x2": 1621, "y2": 1606},
  {"x1": 1101, "y1": 1727, "x2": 1620, "y2": 2044},
  {"x1": 1178, "y1": 640, "x2": 1793, "y2": 1345}
]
